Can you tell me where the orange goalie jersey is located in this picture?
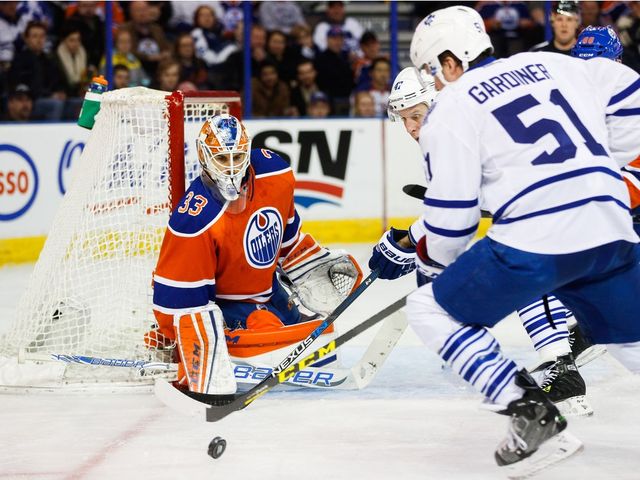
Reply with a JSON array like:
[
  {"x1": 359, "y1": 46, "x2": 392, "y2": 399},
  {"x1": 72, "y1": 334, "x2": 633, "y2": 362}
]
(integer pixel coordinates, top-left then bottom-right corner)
[{"x1": 152, "y1": 149, "x2": 302, "y2": 336}]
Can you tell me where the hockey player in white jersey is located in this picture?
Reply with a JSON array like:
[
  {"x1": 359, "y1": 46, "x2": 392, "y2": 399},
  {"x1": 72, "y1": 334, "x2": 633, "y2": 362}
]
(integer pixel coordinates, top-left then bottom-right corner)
[
  {"x1": 372, "y1": 66, "x2": 596, "y2": 418},
  {"x1": 404, "y1": 5, "x2": 640, "y2": 476}
]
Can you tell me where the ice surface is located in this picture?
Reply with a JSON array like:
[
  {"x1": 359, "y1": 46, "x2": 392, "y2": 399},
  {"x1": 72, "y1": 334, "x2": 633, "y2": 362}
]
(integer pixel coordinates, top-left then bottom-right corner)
[{"x1": 0, "y1": 246, "x2": 638, "y2": 479}]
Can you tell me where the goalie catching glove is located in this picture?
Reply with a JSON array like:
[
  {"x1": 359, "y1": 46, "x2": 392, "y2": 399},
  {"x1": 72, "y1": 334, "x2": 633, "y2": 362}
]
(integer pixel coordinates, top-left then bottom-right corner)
[
  {"x1": 369, "y1": 228, "x2": 416, "y2": 280},
  {"x1": 281, "y1": 233, "x2": 363, "y2": 315},
  {"x1": 415, "y1": 236, "x2": 445, "y2": 287}
]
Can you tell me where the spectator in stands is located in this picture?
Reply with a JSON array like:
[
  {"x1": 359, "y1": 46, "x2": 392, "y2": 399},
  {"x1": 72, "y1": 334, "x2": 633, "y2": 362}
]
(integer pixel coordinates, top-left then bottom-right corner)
[
  {"x1": 307, "y1": 91, "x2": 331, "y2": 118},
  {"x1": 56, "y1": 24, "x2": 88, "y2": 97},
  {"x1": 153, "y1": 58, "x2": 181, "y2": 92},
  {"x1": 259, "y1": 1, "x2": 306, "y2": 35},
  {"x1": 223, "y1": 22, "x2": 269, "y2": 90},
  {"x1": 112, "y1": 64, "x2": 131, "y2": 89},
  {"x1": 3, "y1": 83, "x2": 33, "y2": 121},
  {"x1": 251, "y1": 60, "x2": 290, "y2": 117},
  {"x1": 219, "y1": 1, "x2": 244, "y2": 38},
  {"x1": 169, "y1": 1, "x2": 221, "y2": 34},
  {"x1": 353, "y1": 30, "x2": 382, "y2": 90},
  {"x1": 355, "y1": 57, "x2": 390, "y2": 117},
  {"x1": 315, "y1": 26, "x2": 354, "y2": 116},
  {"x1": 122, "y1": 1, "x2": 171, "y2": 78},
  {"x1": 191, "y1": 4, "x2": 238, "y2": 87},
  {"x1": 290, "y1": 59, "x2": 321, "y2": 116},
  {"x1": 530, "y1": 0, "x2": 580, "y2": 54},
  {"x1": 352, "y1": 90, "x2": 375, "y2": 117},
  {"x1": 174, "y1": 32, "x2": 209, "y2": 89},
  {"x1": 479, "y1": 1, "x2": 537, "y2": 57},
  {"x1": 313, "y1": 1, "x2": 364, "y2": 55},
  {"x1": 290, "y1": 24, "x2": 319, "y2": 60},
  {"x1": 65, "y1": 0, "x2": 105, "y2": 71},
  {"x1": 9, "y1": 21, "x2": 65, "y2": 120},
  {"x1": 0, "y1": 1, "x2": 49, "y2": 70},
  {"x1": 618, "y1": 1, "x2": 640, "y2": 73},
  {"x1": 265, "y1": 29, "x2": 300, "y2": 83},
  {"x1": 580, "y1": 1, "x2": 603, "y2": 27},
  {"x1": 101, "y1": 28, "x2": 149, "y2": 87}
]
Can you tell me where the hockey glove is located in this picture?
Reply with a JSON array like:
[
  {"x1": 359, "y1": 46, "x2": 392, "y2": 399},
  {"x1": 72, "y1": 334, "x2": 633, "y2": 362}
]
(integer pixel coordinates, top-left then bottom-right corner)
[
  {"x1": 369, "y1": 228, "x2": 416, "y2": 280},
  {"x1": 415, "y1": 236, "x2": 445, "y2": 287}
]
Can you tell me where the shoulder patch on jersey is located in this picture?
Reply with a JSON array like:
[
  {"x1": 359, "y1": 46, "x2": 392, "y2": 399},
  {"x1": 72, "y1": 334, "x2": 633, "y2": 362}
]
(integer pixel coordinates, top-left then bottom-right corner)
[
  {"x1": 169, "y1": 177, "x2": 226, "y2": 236},
  {"x1": 250, "y1": 149, "x2": 292, "y2": 178}
]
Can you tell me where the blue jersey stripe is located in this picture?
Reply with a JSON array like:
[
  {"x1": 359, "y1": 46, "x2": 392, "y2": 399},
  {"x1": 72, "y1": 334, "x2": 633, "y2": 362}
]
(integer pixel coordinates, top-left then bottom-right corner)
[
  {"x1": 608, "y1": 77, "x2": 640, "y2": 107},
  {"x1": 609, "y1": 107, "x2": 640, "y2": 117},
  {"x1": 495, "y1": 195, "x2": 630, "y2": 225},
  {"x1": 153, "y1": 282, "x2": 215, "y2": 310},
  {"x1": 424, "y1": 220, "x2": 479, "y2": 238},
  {"x1": 424, "y1": 197, "x2": 479, "y2": 208},
  {"x1": 493, "y1": 166, "x2": 622, "y2": 221},
  {"x1": 282, "y1": 211, "x2": 301, "y2": 243}
]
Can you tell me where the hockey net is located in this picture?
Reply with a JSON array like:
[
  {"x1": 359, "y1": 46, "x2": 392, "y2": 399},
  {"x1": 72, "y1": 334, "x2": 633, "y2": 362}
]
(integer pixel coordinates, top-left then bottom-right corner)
[{"x1": 0, "y1": 87, "x2": 242, "y2": 391}]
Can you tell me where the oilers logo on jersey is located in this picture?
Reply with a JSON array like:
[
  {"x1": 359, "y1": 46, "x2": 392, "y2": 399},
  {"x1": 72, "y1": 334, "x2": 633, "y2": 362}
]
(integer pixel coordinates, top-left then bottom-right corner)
[{"x1": 244, "y1": 207, "x2": 284, "y2": 268}]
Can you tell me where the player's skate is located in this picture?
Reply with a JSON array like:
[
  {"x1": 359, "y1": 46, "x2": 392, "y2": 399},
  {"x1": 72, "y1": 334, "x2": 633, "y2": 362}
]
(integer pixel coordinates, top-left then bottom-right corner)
[
  {"x1": 495, "y1": 370, "x2": 583, "y2": 479},
  {"x1": 569, "y1": 324, "x2": 606, "y2": 367},
  {"x1": 533, "y1": 354, "x2": 593, "y2": 417}
]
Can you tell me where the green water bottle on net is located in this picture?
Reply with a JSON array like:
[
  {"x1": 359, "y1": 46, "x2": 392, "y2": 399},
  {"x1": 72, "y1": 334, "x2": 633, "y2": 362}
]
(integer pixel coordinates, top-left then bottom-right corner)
[{"x1": 77, "y1": 75, "x2": 108, "y2": 130}]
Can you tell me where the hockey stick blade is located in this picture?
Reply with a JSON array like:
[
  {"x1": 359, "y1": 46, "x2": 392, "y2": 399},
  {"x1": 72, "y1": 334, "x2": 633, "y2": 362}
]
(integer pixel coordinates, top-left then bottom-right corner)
[
  {"x1": 162, "y1": 294, "x2": 406, "y2": 422},
  {"x1": 191, "y1": 270, "x2": 380, "y2": 420},
  {"x1": 403, "y1": 184, "x2": 492, "y2": 218}
]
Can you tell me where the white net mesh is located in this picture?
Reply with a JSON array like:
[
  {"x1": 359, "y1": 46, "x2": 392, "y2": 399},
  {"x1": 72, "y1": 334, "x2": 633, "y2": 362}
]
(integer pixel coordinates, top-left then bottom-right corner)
[{"x1": 0, "y1": 87, "x2": 238, "y2": 389}]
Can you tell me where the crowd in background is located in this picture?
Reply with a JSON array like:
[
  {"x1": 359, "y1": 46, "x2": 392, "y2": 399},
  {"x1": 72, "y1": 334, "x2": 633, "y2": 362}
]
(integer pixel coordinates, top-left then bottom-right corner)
[{"x1": 2, "y1": 0, "x2": 640, "y2": 122}]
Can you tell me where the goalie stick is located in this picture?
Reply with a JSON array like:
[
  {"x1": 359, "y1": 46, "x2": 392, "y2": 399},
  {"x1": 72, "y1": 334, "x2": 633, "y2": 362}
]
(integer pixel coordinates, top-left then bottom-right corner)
[
  {"x1": 154, "y1": 294, "x2": 407, "y2": 421},
  {"x1": 36, "y1": 304, "x2": 407, "y2": 391}
]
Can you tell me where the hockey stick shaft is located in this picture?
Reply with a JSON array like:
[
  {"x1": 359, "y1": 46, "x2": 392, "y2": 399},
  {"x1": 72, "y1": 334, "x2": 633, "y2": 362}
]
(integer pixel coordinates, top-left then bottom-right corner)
[
  {"x1": 192, "y1": 294, "x2": 405, "y2": 421},
  {"x1": 181, "y1": 270, "x2": 381, "y2": 420}
]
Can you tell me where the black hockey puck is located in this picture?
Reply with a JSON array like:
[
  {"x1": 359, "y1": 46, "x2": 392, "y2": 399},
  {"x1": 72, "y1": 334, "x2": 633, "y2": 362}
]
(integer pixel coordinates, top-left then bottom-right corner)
[{"x1": 208, "y1": 436, "x2": 227, "y2": 459}]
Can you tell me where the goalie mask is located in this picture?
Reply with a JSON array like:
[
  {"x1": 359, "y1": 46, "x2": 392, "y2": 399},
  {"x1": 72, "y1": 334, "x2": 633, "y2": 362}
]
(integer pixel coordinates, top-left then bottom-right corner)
[
  {"x1": 410, "y1": 6, "x2": 493, "y2": 86},
  {"x1": 197, "y1": 115, "x2": 251, "y2": 201},
  {"x1": 387, "y1": 67, "x2": 437, "y2": 122},
  {"x1": 571, "y1": 26, "x2": 623, "y2": 61}
]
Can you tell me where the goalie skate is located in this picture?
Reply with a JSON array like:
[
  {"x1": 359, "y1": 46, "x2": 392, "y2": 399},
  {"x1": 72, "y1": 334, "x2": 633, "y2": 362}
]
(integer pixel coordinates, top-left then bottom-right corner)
[
  {"x1": 533, "y1": 354, "x2": 593, "y2": 417},
  {"x1": 496, "y1": 370, "x2": 583, "y2": 479}
]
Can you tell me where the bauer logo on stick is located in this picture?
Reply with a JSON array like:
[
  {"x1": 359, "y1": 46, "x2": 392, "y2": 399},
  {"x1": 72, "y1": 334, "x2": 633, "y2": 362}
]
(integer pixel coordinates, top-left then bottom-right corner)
[{"x1": 244, "y1": 207, "x2": 283, "y2": 268}]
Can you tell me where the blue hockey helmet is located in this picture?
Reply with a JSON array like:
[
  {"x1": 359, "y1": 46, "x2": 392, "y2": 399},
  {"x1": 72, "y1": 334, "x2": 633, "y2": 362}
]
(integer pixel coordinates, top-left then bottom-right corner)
[{"x1": 571, "y1": 25, "x2": 623, "y2": 61}]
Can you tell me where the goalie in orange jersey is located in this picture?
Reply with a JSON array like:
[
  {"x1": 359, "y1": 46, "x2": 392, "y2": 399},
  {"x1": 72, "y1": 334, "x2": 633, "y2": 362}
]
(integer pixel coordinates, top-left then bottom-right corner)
[{"x1": 148, "y1": 114, "x2": 362, "y2": 394}]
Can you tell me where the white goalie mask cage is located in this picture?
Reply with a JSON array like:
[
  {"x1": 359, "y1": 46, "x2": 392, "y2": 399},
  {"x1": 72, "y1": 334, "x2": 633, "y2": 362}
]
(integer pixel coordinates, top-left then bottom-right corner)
[
  {"x1": 387, "y1": 67, "x2": 438, "y2": 121},
  {"x1": 410, "y1": 5, "x2": 493, "y2": 84}
]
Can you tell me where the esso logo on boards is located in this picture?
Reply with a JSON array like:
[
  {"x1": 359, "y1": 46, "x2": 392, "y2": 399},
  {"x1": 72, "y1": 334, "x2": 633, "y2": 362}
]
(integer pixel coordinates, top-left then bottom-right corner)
[
  {"x1": 0, "y1": 144, "x2": 39, "y2": 221},
  {"x1": 58, "y1": 140, "x2": 85, "y2": 195}
]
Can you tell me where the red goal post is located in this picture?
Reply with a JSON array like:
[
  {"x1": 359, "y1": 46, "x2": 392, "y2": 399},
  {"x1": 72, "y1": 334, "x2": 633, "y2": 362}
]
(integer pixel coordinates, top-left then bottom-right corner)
[
  {"x1": 167, "y1": 90, "x2": 242, "y2": 211},
  {"x1": 0, "y1": 87, "x2": 242, "y2": 391}
]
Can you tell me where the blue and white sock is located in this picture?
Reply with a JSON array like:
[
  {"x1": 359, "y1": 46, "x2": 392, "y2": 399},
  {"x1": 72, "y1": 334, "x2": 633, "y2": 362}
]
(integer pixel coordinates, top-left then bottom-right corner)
[
  {"x1": 440, "y1": 325, "x2": 522, "y2": 406},
  {"x1": 518, "y1": 295, "x2": 571, "y2": 363}
]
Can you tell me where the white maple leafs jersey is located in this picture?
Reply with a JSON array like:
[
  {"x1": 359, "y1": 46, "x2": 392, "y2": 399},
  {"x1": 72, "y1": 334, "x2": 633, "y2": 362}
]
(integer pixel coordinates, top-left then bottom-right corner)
[{"x1": 417, "y1": 52, "x2": 640, "y2": 265}]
